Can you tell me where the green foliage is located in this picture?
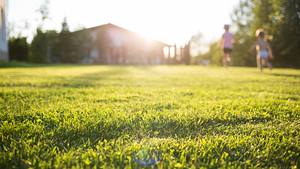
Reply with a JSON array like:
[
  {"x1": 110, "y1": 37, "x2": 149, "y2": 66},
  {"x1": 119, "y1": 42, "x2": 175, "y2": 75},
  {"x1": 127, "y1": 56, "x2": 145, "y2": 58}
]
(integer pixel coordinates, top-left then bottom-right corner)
[
  {"x1": 0, "y1": 66, "x2": 300, "y2": 168},
  {"x1": 8, "y1": 37, "x2": 29, "y2": 62},
  {"x1": 231, "y1": 0, "x2": 300, "y2": 67},
  {"x1": 231, "y1": 34, "x2": 256, "y2": 67},
  {"x1": 53, "y1": 18, "x2": 78, "y2": 63},
  {"x1": 201, "y1": 42, "x2": 222, "y2": 66},
  {"x1": 230, "y1": 0, "x2": 257, "y2": 66},
  {"x1": 29, "y1": 29, "x2": 59, "y2": 63},
  {"x1": 29, "y1": 19, "x2": 86, "y2": 64},
  {"x1": 273, "y1": 0, "x2": 300, "y2": 67},
  {"x1": 54, "y1": 31, "x2": 86, "y2": 63},
  {"x1": 54, "y1": 31, "x2": 74, "y2": 63}
]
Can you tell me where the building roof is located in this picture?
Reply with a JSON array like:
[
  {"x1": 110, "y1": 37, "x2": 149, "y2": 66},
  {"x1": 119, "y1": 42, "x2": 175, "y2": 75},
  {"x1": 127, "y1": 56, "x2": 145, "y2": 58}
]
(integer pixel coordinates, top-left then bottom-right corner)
[{"x1": 73, "y1": 23, "x2": 169, "y2": 46}]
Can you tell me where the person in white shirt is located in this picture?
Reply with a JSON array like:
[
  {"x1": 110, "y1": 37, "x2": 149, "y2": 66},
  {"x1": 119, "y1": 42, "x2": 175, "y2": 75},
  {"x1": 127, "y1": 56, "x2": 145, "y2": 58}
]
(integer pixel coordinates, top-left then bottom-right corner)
[{"x1": 255, "y1": 29, "x2": 273, "y2": 71}]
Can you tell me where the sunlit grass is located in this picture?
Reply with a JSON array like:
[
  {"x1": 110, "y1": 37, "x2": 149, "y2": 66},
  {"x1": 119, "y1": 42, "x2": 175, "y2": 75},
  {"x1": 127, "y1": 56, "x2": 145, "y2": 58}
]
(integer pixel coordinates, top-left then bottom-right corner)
[{"x1": 0, "y1": 65, "x2": 300, "y2": 168}]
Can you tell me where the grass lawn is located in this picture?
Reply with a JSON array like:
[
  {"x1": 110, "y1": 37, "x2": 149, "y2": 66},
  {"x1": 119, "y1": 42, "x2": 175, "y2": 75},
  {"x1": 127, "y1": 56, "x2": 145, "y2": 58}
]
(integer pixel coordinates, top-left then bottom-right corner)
[{"x1": 0, "y1": 65, "x2": 300, "y2": 168}]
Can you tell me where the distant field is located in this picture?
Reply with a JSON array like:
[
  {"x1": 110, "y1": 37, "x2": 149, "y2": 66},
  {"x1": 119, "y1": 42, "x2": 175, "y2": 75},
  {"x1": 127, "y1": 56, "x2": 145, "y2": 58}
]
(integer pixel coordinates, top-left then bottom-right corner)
[{"x1": 0, "y1": 65, "x2": 299, "y2": 168}]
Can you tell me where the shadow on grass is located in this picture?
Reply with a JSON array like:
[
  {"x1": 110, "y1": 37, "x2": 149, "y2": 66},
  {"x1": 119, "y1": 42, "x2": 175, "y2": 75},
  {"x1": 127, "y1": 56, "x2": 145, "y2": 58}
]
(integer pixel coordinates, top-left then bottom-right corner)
[
  {"x1": 56, "y1": 68, "x2": 128, "y2": 88},
  {"x1": 0, "y1": 61, "x2": 59, "y2": 68},
  {"x1": 269, "y1": 73, "x2": 300, "y2": 79},
  {"x1": 47, "y1": 115, "x2": 272, "y2": 150},
  {"x1": 2, "y1": 105, "x2": 274, "y2": 153},
  {"x1": 0, "y1": 61, "x2": 116, "y2": 68},
  {"x1": 0, "y1": 68, "x2": 128, "y2": 88}
]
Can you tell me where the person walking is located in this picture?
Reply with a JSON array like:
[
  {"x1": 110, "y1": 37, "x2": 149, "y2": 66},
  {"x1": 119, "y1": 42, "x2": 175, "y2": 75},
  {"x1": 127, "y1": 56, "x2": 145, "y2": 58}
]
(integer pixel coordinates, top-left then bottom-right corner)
[
  {"x1": 220, "y1": 24, "x2": 234, "y2": 67},
  {"x1": 255, "y1": 29, "x2": 273, "y2": 71}
]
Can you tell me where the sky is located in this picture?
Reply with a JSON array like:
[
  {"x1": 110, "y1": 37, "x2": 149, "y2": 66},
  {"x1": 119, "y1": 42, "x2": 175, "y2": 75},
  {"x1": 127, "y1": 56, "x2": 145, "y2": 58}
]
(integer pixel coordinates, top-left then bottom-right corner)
[{"x1": 8, "y1": 0, "x2": 239, "y2": 50}]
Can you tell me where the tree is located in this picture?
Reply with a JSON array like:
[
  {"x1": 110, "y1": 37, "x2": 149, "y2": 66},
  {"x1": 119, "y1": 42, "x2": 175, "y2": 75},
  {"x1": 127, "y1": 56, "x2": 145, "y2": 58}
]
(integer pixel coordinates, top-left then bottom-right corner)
[
  {"x1": 201, "y1": 0, "x2": 256, "y2": 66},
  {"x1": 9, "y1": 37, "x2": 29, "y2": 61},
  {"x1": 28, "y1": 0, "x2": 56, "y2": 63},
  {"x1": 30, "y1": 29, "x2": 59, "y2": 63},
  {"x1": 54, "y1": 18, "x2": 82, "y2": 63},
  {"x1": 189, "y1": 32, "x2": 203, "y2": 56},
  {"x1": 204, "y1": 42, "x2": 223, "y2": 66},
  {"x1": 273, "y1": 0, "x2": 300, "y2": 67},
  {"x1": 231, "y1": 0, "x2": 300, "y2": 67},
  {"x1": 230, "y1": 0, "x2": 257, "y2": 66},
  {"x1": 36, "y1": 0, "x2": 50, "y2": 30}
]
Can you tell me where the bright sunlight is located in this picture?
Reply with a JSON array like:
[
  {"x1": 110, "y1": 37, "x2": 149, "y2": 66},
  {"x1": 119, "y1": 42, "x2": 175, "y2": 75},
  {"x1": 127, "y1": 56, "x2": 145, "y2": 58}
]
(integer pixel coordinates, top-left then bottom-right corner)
[{"x1": 9, "y1": 0, "x2": 239, "y2": 45}]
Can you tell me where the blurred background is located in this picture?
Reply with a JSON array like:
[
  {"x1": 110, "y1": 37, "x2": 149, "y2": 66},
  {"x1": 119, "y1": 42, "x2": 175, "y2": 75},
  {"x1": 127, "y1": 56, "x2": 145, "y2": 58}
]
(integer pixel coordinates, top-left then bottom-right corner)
[{"x1": 1, "y1": 0, "x2": 300, "y2": 67}]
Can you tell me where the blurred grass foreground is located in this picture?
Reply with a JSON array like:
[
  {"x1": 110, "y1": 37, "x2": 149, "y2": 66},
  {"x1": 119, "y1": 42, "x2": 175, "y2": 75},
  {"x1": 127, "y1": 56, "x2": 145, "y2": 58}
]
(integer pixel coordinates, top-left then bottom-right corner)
[{"x1": 0, "y1": 65, "x2": 300, "y2": 168}]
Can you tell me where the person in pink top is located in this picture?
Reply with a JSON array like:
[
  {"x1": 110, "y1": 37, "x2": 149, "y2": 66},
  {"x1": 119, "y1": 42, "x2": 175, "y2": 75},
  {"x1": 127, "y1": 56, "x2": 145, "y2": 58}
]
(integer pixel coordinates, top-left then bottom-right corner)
[{"x1": 220, "y1": 24, "x2": 234, "y2": 67}]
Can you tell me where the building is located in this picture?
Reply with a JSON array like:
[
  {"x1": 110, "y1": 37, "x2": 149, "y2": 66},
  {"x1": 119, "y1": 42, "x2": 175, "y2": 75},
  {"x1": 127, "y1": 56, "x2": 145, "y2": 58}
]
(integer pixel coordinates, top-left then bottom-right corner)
[
  {"x1": 0, "y1": 0, "x2": 8, "y2": 61},
  {"x1": 73, "y1": 23, "x2": 169, "y2": 64}
]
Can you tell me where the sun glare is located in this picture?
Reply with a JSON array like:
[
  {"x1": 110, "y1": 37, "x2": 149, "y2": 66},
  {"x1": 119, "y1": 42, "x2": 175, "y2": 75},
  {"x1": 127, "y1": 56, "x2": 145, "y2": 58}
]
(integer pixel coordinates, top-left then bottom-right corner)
[{"x1": 9, "y1": 0, "x2": 239, "y2": 47}]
